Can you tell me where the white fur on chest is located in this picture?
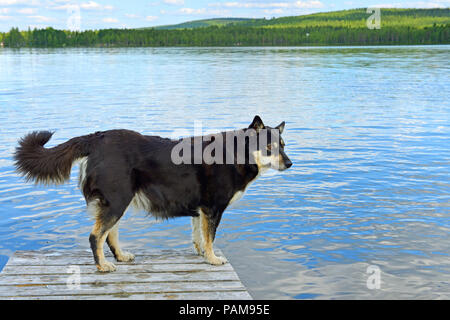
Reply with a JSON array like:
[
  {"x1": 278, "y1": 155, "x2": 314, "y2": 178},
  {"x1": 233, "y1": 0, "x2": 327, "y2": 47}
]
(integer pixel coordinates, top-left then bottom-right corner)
[{"x1": 228, "y1": 171, "x2": 263, "y2": 206}]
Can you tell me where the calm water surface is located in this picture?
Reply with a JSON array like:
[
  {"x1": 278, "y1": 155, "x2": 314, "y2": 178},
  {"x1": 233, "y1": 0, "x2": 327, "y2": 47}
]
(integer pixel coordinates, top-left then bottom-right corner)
[{"x1": 0, "y1": 46, "x2": 449, "y2": 299}]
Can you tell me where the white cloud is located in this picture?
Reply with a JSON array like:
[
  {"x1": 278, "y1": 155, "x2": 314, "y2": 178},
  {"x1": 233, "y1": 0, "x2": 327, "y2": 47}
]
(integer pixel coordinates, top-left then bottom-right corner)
[
  {"x1": 125, "y1": 13, "x2": 139, "y2": 19},
  {"x1": 0, "y1": 14, "x2": 12, "y2": 20},
  {"x1": 369, "y1": 1, "x2": 449, "y2": 8},
  {"x1": 51, "y1": 3, "x2": 77, "y2": 11},
  {"x1": 80, "y1": 1, "x2": 113, "y2": 10},
  {"x1": 80, "y1": 1, "x2": 101, "y2": 10},
  {"x1": 102, "y1": 17, "x2": 118, "y2": 23},
  {"x1": 209, "y1": 8, "x2": 231, "y2": 15},
  {"x1": 51, "y1": 1, "x2": 113, "y2": 11},
  {"x1": 146, "y1": 15, "x2": 158, "y2": 21},
  {"x1": 0, "y1": 0, "x2": 40, "y2": 5},
  {"x1": 0, "y1": 7, "x2": 9, "y2": 13},
  {"x1": 17, "y1": 7, "x2": 36, "y2": 14},
  {"x1": 47, "y1": 0, "x2": 72, "y2": 3},
  {"x1": 0, "y1": 0, "x2": 33, "y2": 5},
  {"x1": 210, "y1": 1, "x2": 324, "y2": 9},
  {"x1": 295, "y1": 0, "x2": 324, "y2": 8},
  {"x1": 411, "y1": 1, "x2": 449, "y2": 7},
  {"x1": 178, "y1": 7, "x2": 232, "y2": 16},
  {"x1": 164, "y1": 0, "x2": 184, "y2": 5},
  {"x1": 179, "y1": 7, "x2": 206, "y2": 14},
  {"x1": 28, "y1": 15, "x2": 54, "y2": 22}
]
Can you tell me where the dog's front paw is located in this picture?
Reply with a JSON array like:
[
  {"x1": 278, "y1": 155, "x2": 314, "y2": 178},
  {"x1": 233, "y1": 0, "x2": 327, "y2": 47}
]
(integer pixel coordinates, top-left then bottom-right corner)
[
  {"x1": 206, "y1": 255, "x2": 228, "y2": 265},
  {"x1": 116, "y1": 251, "x2": 135, "y2": 262},
  {"x1": 96, "y1": 260, "x2": 117, "y2": 272}
]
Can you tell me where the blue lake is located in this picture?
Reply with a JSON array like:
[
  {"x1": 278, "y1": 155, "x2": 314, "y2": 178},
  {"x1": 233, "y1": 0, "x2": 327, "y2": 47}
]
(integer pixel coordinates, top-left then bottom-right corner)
[{"x1": 0, "y1": 46, "x2": 449, "y2": 299}]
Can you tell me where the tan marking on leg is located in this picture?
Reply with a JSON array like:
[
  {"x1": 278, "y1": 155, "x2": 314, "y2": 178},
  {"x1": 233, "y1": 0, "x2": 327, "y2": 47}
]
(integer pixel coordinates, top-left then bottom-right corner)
[
  {"x1": 199, "y1": 209, "x2": 227, "y2": 265},
  {"x1": 107, "y1": 223, "x2": 135, "y2": 262},
  {"x1": 88, "y1": 201, "x2": 117, "y2": 272},
  {"x1": 91, "y1": 219, "x2": 116, "y2": 272}
]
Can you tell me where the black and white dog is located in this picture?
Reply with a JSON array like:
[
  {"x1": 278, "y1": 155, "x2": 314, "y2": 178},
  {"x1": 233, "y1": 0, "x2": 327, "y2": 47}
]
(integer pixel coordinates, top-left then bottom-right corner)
[{"x1": 14, "y1": 116, "x2": 292, "y2": 272}]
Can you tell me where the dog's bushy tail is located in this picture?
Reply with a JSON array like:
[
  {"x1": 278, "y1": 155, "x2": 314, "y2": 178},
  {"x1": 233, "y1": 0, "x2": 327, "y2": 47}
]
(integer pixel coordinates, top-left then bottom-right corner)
[{"x1": 14, "y1": 131, "x2": 90, "y2": 185}]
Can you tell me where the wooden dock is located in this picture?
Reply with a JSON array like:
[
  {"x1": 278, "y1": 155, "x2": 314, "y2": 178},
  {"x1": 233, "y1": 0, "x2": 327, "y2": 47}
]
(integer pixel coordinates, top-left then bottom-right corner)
[{"x1": 0, "y1": 248, "x2": 252, "y2": 300}]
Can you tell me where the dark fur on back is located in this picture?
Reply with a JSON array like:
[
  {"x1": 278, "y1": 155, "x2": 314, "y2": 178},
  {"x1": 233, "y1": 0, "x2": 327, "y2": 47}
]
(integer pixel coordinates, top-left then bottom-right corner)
[{"x1": 77, "y1": 129, "x2": 260, "y2": 220}]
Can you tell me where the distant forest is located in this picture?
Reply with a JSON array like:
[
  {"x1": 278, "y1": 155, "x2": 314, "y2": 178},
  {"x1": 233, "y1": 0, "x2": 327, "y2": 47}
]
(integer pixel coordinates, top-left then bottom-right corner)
[{"x1": 1, "y1": 8, "x2": 449, "y2": 47}]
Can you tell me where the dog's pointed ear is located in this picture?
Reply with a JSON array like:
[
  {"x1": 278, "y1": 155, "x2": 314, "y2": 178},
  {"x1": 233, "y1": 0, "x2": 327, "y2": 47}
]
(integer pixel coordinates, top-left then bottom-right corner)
[
  {"x1": 276, "y1": 121, "x2": 285, "y2": 134},
  {"x1": 249, "y1": 115, "x2": 264, "y2": 131}
]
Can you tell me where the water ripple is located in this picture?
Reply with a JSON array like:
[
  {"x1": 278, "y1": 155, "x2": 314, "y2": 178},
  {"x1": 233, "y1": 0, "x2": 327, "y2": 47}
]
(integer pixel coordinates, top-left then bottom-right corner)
[{"x1": 0, "y1": 46, "x2": 449, "y2": 299}]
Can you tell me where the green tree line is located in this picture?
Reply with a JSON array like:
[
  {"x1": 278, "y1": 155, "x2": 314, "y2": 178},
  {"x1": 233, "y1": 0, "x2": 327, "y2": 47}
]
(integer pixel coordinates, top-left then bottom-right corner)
[
  {"x1": 1, "y1": 24, "x2": 448, "y2": 47},
  {"x1": 1, "y1": 8, "x2": 449, "y2": 47}
]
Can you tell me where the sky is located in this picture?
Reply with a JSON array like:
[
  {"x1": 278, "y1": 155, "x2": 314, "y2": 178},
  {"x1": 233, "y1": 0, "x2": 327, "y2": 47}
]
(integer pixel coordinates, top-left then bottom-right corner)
[{"x1": 0, "y1": 0, "x2": 449, "y2": 31}]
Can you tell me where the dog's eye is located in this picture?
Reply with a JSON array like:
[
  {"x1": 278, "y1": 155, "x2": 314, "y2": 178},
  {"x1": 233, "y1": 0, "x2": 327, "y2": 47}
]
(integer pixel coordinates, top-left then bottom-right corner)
[{"x1": 266, "y1": 144, "x2": 272, "y2": 151}]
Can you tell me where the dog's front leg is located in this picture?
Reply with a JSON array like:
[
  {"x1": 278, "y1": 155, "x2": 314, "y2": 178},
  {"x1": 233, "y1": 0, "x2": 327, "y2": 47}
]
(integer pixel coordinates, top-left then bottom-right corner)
[
  {"x1": 199, "y1": 208, "x2": 227, "y2": 265},
  {"x1": 191, "y1": 216, "x2": 203, "y2": 256}
]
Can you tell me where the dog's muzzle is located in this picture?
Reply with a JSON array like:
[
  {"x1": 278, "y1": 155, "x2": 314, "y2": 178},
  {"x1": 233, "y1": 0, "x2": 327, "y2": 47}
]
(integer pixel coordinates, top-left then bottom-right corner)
[{"x1": 285, "y1": 159, "x2": 293, "y2": 169}]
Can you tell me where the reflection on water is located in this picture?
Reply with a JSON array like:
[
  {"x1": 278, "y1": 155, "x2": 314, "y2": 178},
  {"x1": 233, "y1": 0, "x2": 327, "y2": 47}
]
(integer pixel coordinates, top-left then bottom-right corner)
[{"x1": 0, "y1": 46, "x2": 449, "y2": 299}]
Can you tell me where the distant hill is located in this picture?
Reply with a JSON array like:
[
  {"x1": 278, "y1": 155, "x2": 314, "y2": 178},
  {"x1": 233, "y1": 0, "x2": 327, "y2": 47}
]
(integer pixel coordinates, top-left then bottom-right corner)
[
  {"x1": 151, "y1": 8, "x2": 449, "y2": 30},
  {"x1": 151, "y1": 18, "x2": 256, "y2": 30}
]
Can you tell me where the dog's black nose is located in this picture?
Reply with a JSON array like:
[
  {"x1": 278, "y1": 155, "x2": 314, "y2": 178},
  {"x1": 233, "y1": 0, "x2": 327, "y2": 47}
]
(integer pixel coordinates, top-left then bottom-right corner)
[{"x1": 285, "y1": 160, "x2": 292, "y2": 168}]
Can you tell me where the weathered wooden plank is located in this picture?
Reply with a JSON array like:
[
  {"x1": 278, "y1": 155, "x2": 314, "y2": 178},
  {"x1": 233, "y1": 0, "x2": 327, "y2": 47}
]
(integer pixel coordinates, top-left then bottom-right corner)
[
  {"x1": 14, "y1": 248, "x2": 200, "y2": 256},
  {"x1": 0, "y1": 270, "x2": 240, "y2": 286},
  {"x1": 2, "y1": 290, "x2": 253, "y2": 300},
  {"x1": 7, "y1": 254, "x2": 207, "y2": 266},
  {"x1": 1, "y1": 263, "x2": 233, "y2": 275},
  {"x1": 13, "y1": 249, "x2": 193, "y2": 258},
  {"x1": 13, "y1": 248, "x2": 215, "y2": 258},
  {"x1": 8, "y1": 249, "x2": 227, "y2": 266},
  {"x1": 0, "y1": 280, "x2": 246, "y2": 297},
  {"x1": 0, "y1": 248, "x2": 252, "y2": 300}
]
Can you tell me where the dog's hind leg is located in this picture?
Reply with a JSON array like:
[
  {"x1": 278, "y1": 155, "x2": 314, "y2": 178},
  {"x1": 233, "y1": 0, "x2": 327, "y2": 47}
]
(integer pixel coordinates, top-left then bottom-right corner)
[
  {"x1": 199, "y1": 208, "x2": 227, "y2": 265},
  {"x1": 89, "y1": 211, "x2": 117, "y2": 272},
  {"x1": 191, "y1": 216, "x2": 203, "y2": 256},
  {"x1": 106, "y1": 223, "x2": 135, "y2": 262},
  {"x1": 88, "y1": 190, "x2": 133, "y2": 272}
]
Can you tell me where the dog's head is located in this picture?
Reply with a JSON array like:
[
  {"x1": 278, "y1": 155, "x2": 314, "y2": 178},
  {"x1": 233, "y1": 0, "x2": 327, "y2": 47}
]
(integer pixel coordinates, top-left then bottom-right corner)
[{"x1": 247, "y1": 115, "x2": 292, "y2": 171}]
